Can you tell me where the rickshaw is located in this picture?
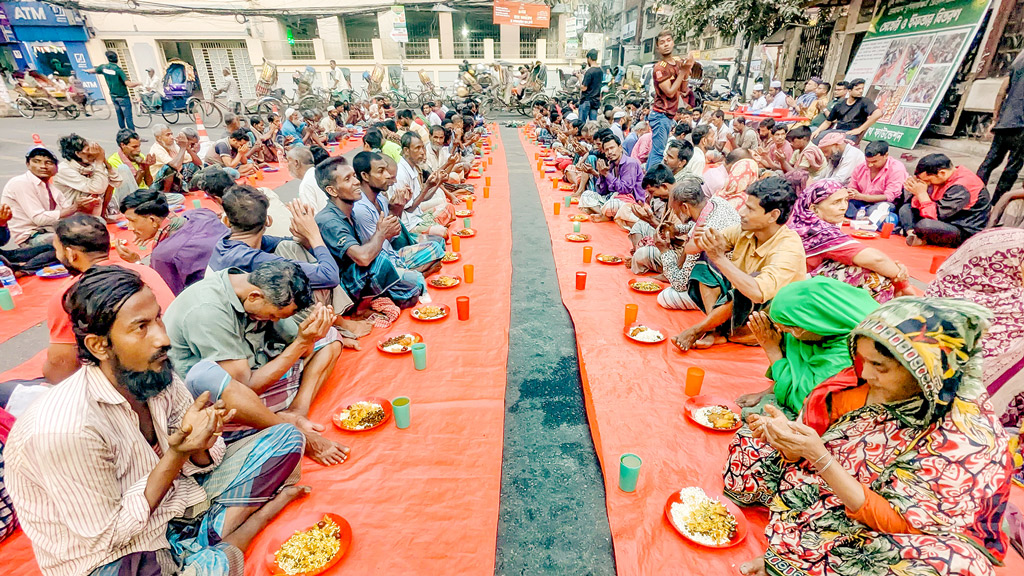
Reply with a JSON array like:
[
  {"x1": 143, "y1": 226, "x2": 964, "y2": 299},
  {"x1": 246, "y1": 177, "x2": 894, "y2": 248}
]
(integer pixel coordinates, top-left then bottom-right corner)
[
  {"x1": 12, "y1": 71, "x2": 80, "y2": 119},
  {"x1": 252, "y1": 61, "x2": 323, "y2": 121},
  {"x1": 133, "y1": 59, "x2": 203, "y2": 128}
]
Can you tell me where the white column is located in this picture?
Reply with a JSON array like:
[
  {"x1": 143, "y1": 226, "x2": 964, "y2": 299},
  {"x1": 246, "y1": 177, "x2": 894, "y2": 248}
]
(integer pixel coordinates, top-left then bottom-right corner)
[
  {"x1": 429, "y1": 38, "x2": 441, "y2": 61},
  {"x1": 484, "y1": 38, "x2": 495, "y2": 61},
  {"x1": 536, "y1": 38, "x2": 547, "y2": 60},
  {"x1": 317, "y1": 16, "x2": 344, "y2": 60},
  {"x1": 499, "y1": 24, "x2": 519, "y2": 59},
  {"x1": 376, "y1": 8, "x2": 401, "y2": 60},
  {"x1": 439, "y1": 11, "x2": 455, "y2": 60}
]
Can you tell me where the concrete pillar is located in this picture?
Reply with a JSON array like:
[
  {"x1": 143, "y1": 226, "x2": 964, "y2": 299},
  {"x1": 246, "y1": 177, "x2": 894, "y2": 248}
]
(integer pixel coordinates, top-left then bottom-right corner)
[
  {"x1": 439, "y1": 11, "x2": 455, "y2": 60},
  {"x1": 372, "y1": 38, "x2": 384, "y2": 61},
  {"x1": 377, "y1": 9, "x2": 401, "y2": 60},
  {"x1": 317, "y1": 16, "x2": 346, "y2": 60},
  {"x1": 556, "y1": 14, "x2": 566, "y2": 59},
  {"x1": 429, "y1": 38, "x2": 441, "y2": 61},
  {"x1": 484, "y1": 38, "x2": 494, "y2": 61},
  {"x1": 500, "y1": 24, "x2": 519, "y2": 60},
  {"x1": 536, "y1": 38, "x2": 547, "y2": 60},
  {"x1": 313, "y1": 39, "x2": 326, "y2": 61}
]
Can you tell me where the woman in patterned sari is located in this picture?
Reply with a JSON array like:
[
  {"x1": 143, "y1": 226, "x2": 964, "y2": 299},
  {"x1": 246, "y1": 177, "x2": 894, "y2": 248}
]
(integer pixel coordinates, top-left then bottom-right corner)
[
  {"x1": 724, "y1": 298, "x2": 1012, "y2": 576},
  {"x1": 790, "y1": 178, "x2": 913, "y2": 302}
]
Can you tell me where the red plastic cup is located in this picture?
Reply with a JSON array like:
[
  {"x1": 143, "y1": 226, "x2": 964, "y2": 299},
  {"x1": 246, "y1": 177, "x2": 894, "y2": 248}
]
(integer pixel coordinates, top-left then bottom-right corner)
[
  {"x1": 575, "y1": 272, "x2": 587, "y2": 290},
  {"x1": 880, "y1": 222, "x2": 895, "y2": 239},
  {"x1": 930, "y1": 255, "x2": 945, "y2": 274},
  {"x1": 456, "y1": 296, "x2": 470, "y2": 320}
]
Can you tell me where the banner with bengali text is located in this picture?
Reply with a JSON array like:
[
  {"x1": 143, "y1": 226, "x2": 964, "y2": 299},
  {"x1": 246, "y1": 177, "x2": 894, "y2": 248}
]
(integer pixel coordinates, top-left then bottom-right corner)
[{"x1": 493, "y1": 1, "x2": 551, "y2": 29}]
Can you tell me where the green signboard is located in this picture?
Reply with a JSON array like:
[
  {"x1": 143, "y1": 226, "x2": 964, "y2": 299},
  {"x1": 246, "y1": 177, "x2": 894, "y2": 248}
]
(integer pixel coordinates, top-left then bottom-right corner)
[{"x1": 844, "y1": 0, "x2": 992, "y2": 149}]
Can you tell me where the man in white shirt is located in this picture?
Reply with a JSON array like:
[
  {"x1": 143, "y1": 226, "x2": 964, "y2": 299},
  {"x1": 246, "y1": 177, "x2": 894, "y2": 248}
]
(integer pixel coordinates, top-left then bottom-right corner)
[
  {"x1": 141, "y1": 67, "x2": 162, "y2": 108},
  {"x1": 766, "y1": 80, "x2": 789, "y2": 111},
  {"x1": 1, "y1": 146, "x2": 87, "y2": 246},
  {"x1": 426, "y1": 101, "x2": 443, "y2": 127},
  {"x1": 817, "y1": 131, "x2": 865, "y2": 185},
  {"x1": 393, "y1": 132, "x2": 453, "y2": 236},
  {"x1": 611, "y1": 110, "x2": 627, "y2": 142},
  {"x1": 748, "y1": 84, "x2": 768, "y2": 113},
  {"x1": 327, "y1": 60, "x2": 342, "y2": 92},
  {"x1": 214, "y1": 67, "x2": 241, "y2": 114},
  {"x1": 5, "y1": 265, "x2": 308, "y2": 576}
]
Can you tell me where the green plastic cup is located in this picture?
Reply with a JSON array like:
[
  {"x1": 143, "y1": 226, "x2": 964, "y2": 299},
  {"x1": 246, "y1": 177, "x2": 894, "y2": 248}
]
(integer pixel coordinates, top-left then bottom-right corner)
[
  {"x1": 573, "y1": 222, "x2": 581, "y2": 233},
  {"x1": 0, "y1": 288, "x2": 14, "y2": 311},
  {"x1": 564, "y1": 195, "x2": 572, "y2": 207},
  {"x1": 463, "y1": 217, "x2": 471, "y2": 229},
  {"x1": 411, "y1": 343, "x2": 427, "y2": 370},
  {"x1": 192, "y1": 199, "x2": 202, "y2": 209},
  {"x1": 392, "y1": 396, "x2": 411, "y2": 429},
  {"x1": 619, "y1": 453, "x2": 642, "y2": 492}
]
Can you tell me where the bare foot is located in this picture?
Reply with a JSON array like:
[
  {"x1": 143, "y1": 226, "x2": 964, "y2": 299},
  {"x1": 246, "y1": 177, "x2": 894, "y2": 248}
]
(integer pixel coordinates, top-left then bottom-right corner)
[
  {"x1": 623, "y1": 257, "x2": 633, "y2": 268},
  {"x1": 589, "y1": 214, "x2": 610, "y2": 223},
  {"x1": 336, "y1": 317, "x2": 373, "y2": 337},
  {"x1": 652, "y1": 274, "x2": 668, "y2": 282},
  {"x1": 736, "y1": 391, "x2": 768, "y2": 408},
  {"x1": 341, "y1": 337, "x2": 361, "y2": 350},
  {"x1": 728, "y1": 328, "x2": 760, "y2": 346},
  {"x1": 672, "y1": 327, "x2": 703, "y2": 351},
  {"x1": 305, "y1": 431, "x2": 351, "y2": 466},
  {"x1": 906, "y1": 231, "x2": 924, "y2": 247},
  {"x1": 222, "y1": 485, "x2": 312, "y2": 550},
  {"x1": 739, "y1": 557, "x2": 766, "y2": 576},
  {"x1": 693, "y1": 333, "x2": 721, "y2": 349}
]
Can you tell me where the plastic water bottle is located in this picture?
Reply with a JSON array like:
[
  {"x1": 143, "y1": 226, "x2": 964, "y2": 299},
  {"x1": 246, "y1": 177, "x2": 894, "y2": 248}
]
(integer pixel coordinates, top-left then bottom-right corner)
[
  {"x1": 0, "y1": 265, "x2": 22, "y2": 296},
  {"x1": 855, "y1": 208, "x2": 867, "y2": 221}
]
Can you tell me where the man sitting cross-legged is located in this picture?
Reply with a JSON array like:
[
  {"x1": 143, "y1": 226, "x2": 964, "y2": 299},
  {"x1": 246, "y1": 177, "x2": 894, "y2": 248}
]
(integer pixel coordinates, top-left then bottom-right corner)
[
  {"x1": 352, "y1": 151, "x2": 445, "y2": 275},
  {"x1": 164, "y1": 260, "x2": 349, "y2": 466},
  {"x1": 675, "y1": 176, "x2": 805, "y2": 350},
  {"x1": 315, "y1": 156, "x2": 425, "y2": 309},
  {"x1": 6, "y1": 265, "x2": 309, "y2": 576},
  {"x1": 578, "y1": 129, "x2": 646, "y2": 231}
]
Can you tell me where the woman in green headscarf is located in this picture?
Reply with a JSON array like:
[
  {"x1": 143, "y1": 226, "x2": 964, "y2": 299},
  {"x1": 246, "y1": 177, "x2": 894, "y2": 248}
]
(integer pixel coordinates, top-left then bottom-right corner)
[
  {"x1": 737, "y1": 276, "x2": 879, "y2": 417},
  {"x1": 724, "y1": 297, "x2": 1012, "y2": 576}
]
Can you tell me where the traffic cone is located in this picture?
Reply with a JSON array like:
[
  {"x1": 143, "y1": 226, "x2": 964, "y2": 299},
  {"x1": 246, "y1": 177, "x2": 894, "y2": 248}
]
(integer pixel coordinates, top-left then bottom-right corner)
[
  {"x1": 194, "y1": 113, "x2": 210, "y2": 143},
  {"x1": 32, "y1": 133, "x2": 42, "y2": 145}
]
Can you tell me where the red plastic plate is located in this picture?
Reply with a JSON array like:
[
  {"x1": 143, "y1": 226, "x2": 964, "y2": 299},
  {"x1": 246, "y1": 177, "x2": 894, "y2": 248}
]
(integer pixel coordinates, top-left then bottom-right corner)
[
  {"x1": 664, "y1": 490, "x2": 748, "y2": 549},
  {"x1": 331, "y1": 397, "x2": 393, "y2": 432},
  {"x1": 683, "y1": 395, "x2": 743, "y2": 432}
]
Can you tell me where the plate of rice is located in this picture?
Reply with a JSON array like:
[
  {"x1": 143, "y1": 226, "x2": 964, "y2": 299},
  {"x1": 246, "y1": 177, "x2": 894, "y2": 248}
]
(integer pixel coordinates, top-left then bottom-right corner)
[
  {"x1": 266, "y1": 513, "x2": 352, "y2": 576},
  {"x1": 664, "y1": 487, "x2": 747, "y2": 548},
  {"x1": 453, "y1": 228, "x2": 476, "y2": 237},
  {"x1": 684, "y1": 395, "x2": 742, "y2": 432},
  {"x1": 332, "y1": 398, "x2": 392, "y2": 432},
  {"x1": 429, "y1": 275, "x2": 461, "y2": 289},
  {"x1": 376, "y1": 332, "x2": 423, "y2": 354},
  {"x1": 596, "y1": 254, "x2": 624, "y2": 265},
  {"x1": 441, "y1": 252, "x2": 461, "y2": 263},
  {"x1": 624, "y1": 323, "x2": 667, "y2": 345},
  {"x1": 565, "y1": 233, "x2": 591, "y2": 242},
  {"x1": 411, "y1": 304, "x2": 450, "y2": 321},
  {"x1": 455, "y1": 209, "x2": 474, "y2": 217},
  {"x1": 629, "y1": 278, "x2": 666, "y2": 293}
]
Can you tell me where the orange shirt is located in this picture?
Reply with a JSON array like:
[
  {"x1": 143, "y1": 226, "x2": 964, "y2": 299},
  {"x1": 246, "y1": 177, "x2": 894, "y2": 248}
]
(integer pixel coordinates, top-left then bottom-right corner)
[{"x1": 47, "y1": 262, "x2": 176, "y2": 345}]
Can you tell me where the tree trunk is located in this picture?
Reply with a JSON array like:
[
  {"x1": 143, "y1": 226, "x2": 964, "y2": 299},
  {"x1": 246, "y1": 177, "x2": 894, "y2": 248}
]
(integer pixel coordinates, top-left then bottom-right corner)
[{"x1": 741, "y1": 40, "x2": 755, "y2": 95}]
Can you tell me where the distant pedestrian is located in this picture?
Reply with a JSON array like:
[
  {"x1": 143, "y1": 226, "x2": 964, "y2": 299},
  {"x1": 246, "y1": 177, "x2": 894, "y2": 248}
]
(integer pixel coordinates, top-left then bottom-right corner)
[
  {"x1": 214, "y1": 67, "x2": 241, "y2": 114},
  {"x1": 977, "y1": 50, "x2": 1024, "y2": 204}
]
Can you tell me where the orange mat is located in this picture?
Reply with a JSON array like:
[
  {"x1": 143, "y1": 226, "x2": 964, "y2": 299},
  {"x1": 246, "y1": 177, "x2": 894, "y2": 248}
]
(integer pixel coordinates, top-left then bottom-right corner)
[
  {"x1": 0, "y1": 132, "x2": 511, "y2": 575},
  {"x1": 517, "y1": 130, "x2": 1024, "y2": 575},
  {"x1": 839, "y1": 224, "x2": 954, "y2": 284}
]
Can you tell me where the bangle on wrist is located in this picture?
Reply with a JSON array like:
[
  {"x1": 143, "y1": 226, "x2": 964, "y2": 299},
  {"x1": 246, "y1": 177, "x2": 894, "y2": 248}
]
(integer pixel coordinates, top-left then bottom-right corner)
[
  {"x1": 816, "y1": 455, "x2": 834, "y2": 474},
  {"x1": 811, "y1": 451, "x2": 831, "y2": 467}
]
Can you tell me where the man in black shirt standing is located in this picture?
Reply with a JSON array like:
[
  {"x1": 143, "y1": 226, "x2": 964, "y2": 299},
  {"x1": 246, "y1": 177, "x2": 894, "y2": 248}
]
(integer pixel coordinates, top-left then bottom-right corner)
[
  {"x1": 811, "y1": 78, "x2": 882, "y2": 145},
  {"x1": 579, "y1": 50, "x2": 603, "y2": 122},
  {"x1": 977, "y1": 50, "x2": 1024, "y2": 204}
]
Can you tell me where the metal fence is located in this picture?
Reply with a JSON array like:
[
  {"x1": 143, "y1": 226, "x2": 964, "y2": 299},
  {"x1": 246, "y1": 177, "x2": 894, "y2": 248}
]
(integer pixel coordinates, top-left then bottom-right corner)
[
  {"x1": 405, "y1": 39, "x2": 431, "y2": 59},
  {"x1": 289, "y1": 40, "x2": 316, "y2": 60},
  {"x1": 348, "y1": 39, "x2": 374, "y2": 60},
  {"x1": 454, "y1": 39, "x2": 487, "y2": 59},
  {"x1": 520, "y1": 40, "x2": 536, "y2": 59}
]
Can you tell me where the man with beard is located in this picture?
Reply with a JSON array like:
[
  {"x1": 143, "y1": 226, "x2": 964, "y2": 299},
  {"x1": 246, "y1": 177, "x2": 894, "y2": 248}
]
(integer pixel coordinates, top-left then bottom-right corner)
[
  {"x1": 393, "y1": 132, "x2": 455, "y2": 237},
  {"x1": 44, "y1": 213, "x2": 175, "y2": 384},
  {"x1": 816, "y1": 131, "x2": 864, "y2": 185},
  {"x1": 351, "y1": 151, "x2": 445, "y2": 276},
  {"x1": 578, "y1": 131, "x2": 646, "y2": 231},
  {"x1": 315, "y1": 156, "x2": 424, "y2": 308},
  {"x1": 163, "y1": 260, "x2": 348, "y2": 466},
  {"x1": 6, "y1": 265, "x2": 308, "y2": 576}
]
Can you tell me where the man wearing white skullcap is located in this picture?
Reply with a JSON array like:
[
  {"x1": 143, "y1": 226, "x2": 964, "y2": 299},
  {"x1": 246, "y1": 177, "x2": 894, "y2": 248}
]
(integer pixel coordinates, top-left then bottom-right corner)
[
  {"x1": 767, "y1": 80, "x2": 789, "y2": 112},
  {"x1": 748, "y1": 84, "x2": 768, "y2": 113}
]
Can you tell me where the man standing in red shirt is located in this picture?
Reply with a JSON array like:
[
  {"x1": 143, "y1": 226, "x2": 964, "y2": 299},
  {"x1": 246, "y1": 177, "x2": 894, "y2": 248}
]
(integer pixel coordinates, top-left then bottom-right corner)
[{"x1": 648, "y1": 30, "x2": 695, "y2": 171}]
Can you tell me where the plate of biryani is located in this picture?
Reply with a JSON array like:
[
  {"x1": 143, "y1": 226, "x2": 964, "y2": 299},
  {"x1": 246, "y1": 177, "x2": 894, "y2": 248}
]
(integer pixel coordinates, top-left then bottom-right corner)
[
  {"x1": 568, "y1": 214, "x2": 589, "y2": 222},
  {"x1": 455, "y1": 193, "x2": 476, "y2": 201},
  {"x1": 455, "y1": 209, "x2": 474, "y2": 217},
  {"x1": 441, "y1": 251, "x2": 461, "y2": 263},
  {"x1": 596, "y1": 254, "x2": 624, "y2": 265},
  {"x1": 332, "y1": 397, "x2": 392, "y2": 432},
  {"x1": 624, "y1": 323, "x2": 667, "y2": 345},
  {"x1": 266, "y1": 513, "x2": 352, "y2": 576},
  {"x1": 453, "y1": 228, "x2": 476, "y2": 237},
  {"x1": 850, "y1": 230, "x2": 879, "y2": 239},
  {"x1": 565, "y1": 233, "x2": 591, "y2": 242},
  {"x1": 629, "y1": 278, "x2": 666, "y2": 293},
  {"x1": 411, "y1": 304, "x2": 450, "y2": 321},
  {"x1": 376, "y1": 332, "x2": 423, "y2": 354},
  {"x1": 36, "y1": 264, "x2": 71, "y2": 279},
  {"x1": 665, "y1": 487, "x2": 747, "y2": 548},
  {"x1": 429, "y1": 275, "x2": 461, "y2": 289},
  {"x1": 683, "y1": 395, "x2": 743, "y2": 432}
]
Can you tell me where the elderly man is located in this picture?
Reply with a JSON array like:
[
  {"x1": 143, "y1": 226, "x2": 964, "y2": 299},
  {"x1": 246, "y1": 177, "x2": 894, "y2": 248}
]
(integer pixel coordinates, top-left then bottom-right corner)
[
  {"x1": 7, "y1": 265, "x2": 309, "y2": 576},
  {"x1": 1, "y1": 146, "x2": 92, "y2": 247},
  {"x1": 847, "y1": 140, "x2": 908, "y2": 218},
  {"x1": 748, "y1": 84, "x2": 768, "y2": 113},
  {"x1": 280, "y1": 108, "x2": 304, "y2": 147},
  {"x1": 213, "y1": 66, "x2": 241, "y2": 114},
  {"x1": 117, "y1": 188, "x2": 229, "y2": 294},
  {"x1": 393, "y1": 132, "x2": 454, "y2": 237},
  {"x1": 107, "y1": 128, "x2": 156, "y2": 203},
  {"x1": 900, "y1": 154, "x2": 991, "y2": 247},
  {"x1": 579, "y1": 130, "x2": 646, "y2": 230},
  {"x1": 52, "y1": 133, "x2": 121, "y2": 220},
  {"x1": 676, "y1": 176, "x2": 805, "y2": 350},
  {"x1": 148, "y1": 124, "x2": 199, "y2": 185},
  {"x1": 727, "y1": 116, "x2": 760, "y2": 151},
  {"x1": 817, "y1": 132, "x2": 865, "y2": 185},
  {"x1": 629, "y1": 121, "x2": 653, "y2": 164}
]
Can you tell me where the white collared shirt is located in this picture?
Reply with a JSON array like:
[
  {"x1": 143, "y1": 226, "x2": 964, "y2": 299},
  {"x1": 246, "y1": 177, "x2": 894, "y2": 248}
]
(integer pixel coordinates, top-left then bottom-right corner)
[{"x1": 1, "y1": 171, "x2": 71, "y2": 244}]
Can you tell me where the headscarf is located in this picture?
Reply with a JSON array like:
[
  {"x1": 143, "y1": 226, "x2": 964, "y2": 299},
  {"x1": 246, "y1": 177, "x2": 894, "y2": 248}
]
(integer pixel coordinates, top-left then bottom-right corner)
[
  {"x1": 767, "y1": 277, "x2": 879, "y2": 413},
  {"x1": 717, "y1": 158, "x2": 758, "y2": 210},
  {"x1": 848, "y1": 297, "x2": 991, "y2": 428},
  {"x1": 787, "y1": 179, "x2": 858, "y2": 257}
]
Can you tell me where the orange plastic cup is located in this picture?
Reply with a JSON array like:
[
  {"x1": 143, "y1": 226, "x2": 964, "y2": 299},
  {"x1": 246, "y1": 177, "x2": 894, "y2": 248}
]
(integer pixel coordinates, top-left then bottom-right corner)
[
  {"x1": 488, "y1": 156, "x2": 493, "y2": 165},
  {"x1": 685, "y1": 367, "x2": 705, "y2": 396},
  {"x1": 452, "y1": 235, "x2": 461, "y2": 252},
  {"x1": 583, "y1": 245, "x2": 592, "y2": 263},
  {"x1": 930, "y1": 255, "x2": 945, "y2": 274},
  {"x1": 552, "y1": 177, "x2": 560, "y2": 189},
  {"x1": 575, "y1": 272, "x2": 587, "y2": 290},
  {"x1": 624, "y1": 304, "x2": 638, "y2": 326},
  {"x1": 880, "y1": 222, "x2": 895, "y2": 239},
  {"x1": 466, "y1": 198, "x2": 474, "y2": 210},
  {"x1": 534, "y1": 152, "x2": 540, "y2": 161},
  {"x1": 463, "y1": 264, "x2": 474, "y2": 283},
  {"x1": 456, "y1": 296, "x2": 470, "y2": 320},
  {"x1": 484, "y1": 186, "x2": 490, "y2": 198},
  {"x1": 554, "y1": 202, "x2": 561, "y2": 215},
  {"x1": 485, "y1": 176, "x2": 492, "y2": 187}
]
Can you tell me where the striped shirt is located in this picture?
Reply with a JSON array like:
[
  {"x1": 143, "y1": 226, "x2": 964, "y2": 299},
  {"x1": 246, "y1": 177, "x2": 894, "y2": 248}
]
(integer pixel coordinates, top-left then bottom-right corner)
[{"x1": 5, "y1": 366, "x2": 226, "y2": 576}]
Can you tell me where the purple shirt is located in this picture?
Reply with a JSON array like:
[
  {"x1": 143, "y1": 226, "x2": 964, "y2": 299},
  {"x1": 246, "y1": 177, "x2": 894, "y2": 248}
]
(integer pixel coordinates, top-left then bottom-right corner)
[
  {"x1": 151, "y1": 208, "x2": 229, "y2": 294},
  {"x1": 849, "y1": 156, "x2": 907, "y2": 203},
  {"x1": 596, "y1": 153, "x2": 645, "y2": 202}
]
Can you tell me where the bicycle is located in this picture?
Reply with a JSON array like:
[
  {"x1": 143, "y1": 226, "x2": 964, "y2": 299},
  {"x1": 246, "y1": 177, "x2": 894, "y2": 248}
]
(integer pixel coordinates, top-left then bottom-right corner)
[{"x1": 80, "y1": 93, "x2": 112, "y2": 120}]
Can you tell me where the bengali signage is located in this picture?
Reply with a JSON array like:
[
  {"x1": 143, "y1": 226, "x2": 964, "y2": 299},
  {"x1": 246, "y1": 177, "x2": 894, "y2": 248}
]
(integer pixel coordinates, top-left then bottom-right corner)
[
  {"x1": 845, "y1": 0, "x2": 991, "y2": 149},
  {"x1": 493, "y1": 1, "x2": 551, "y2": 29},
  {"x1": 389, "y1": 5, "x2": 408, "y2": 43}
]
